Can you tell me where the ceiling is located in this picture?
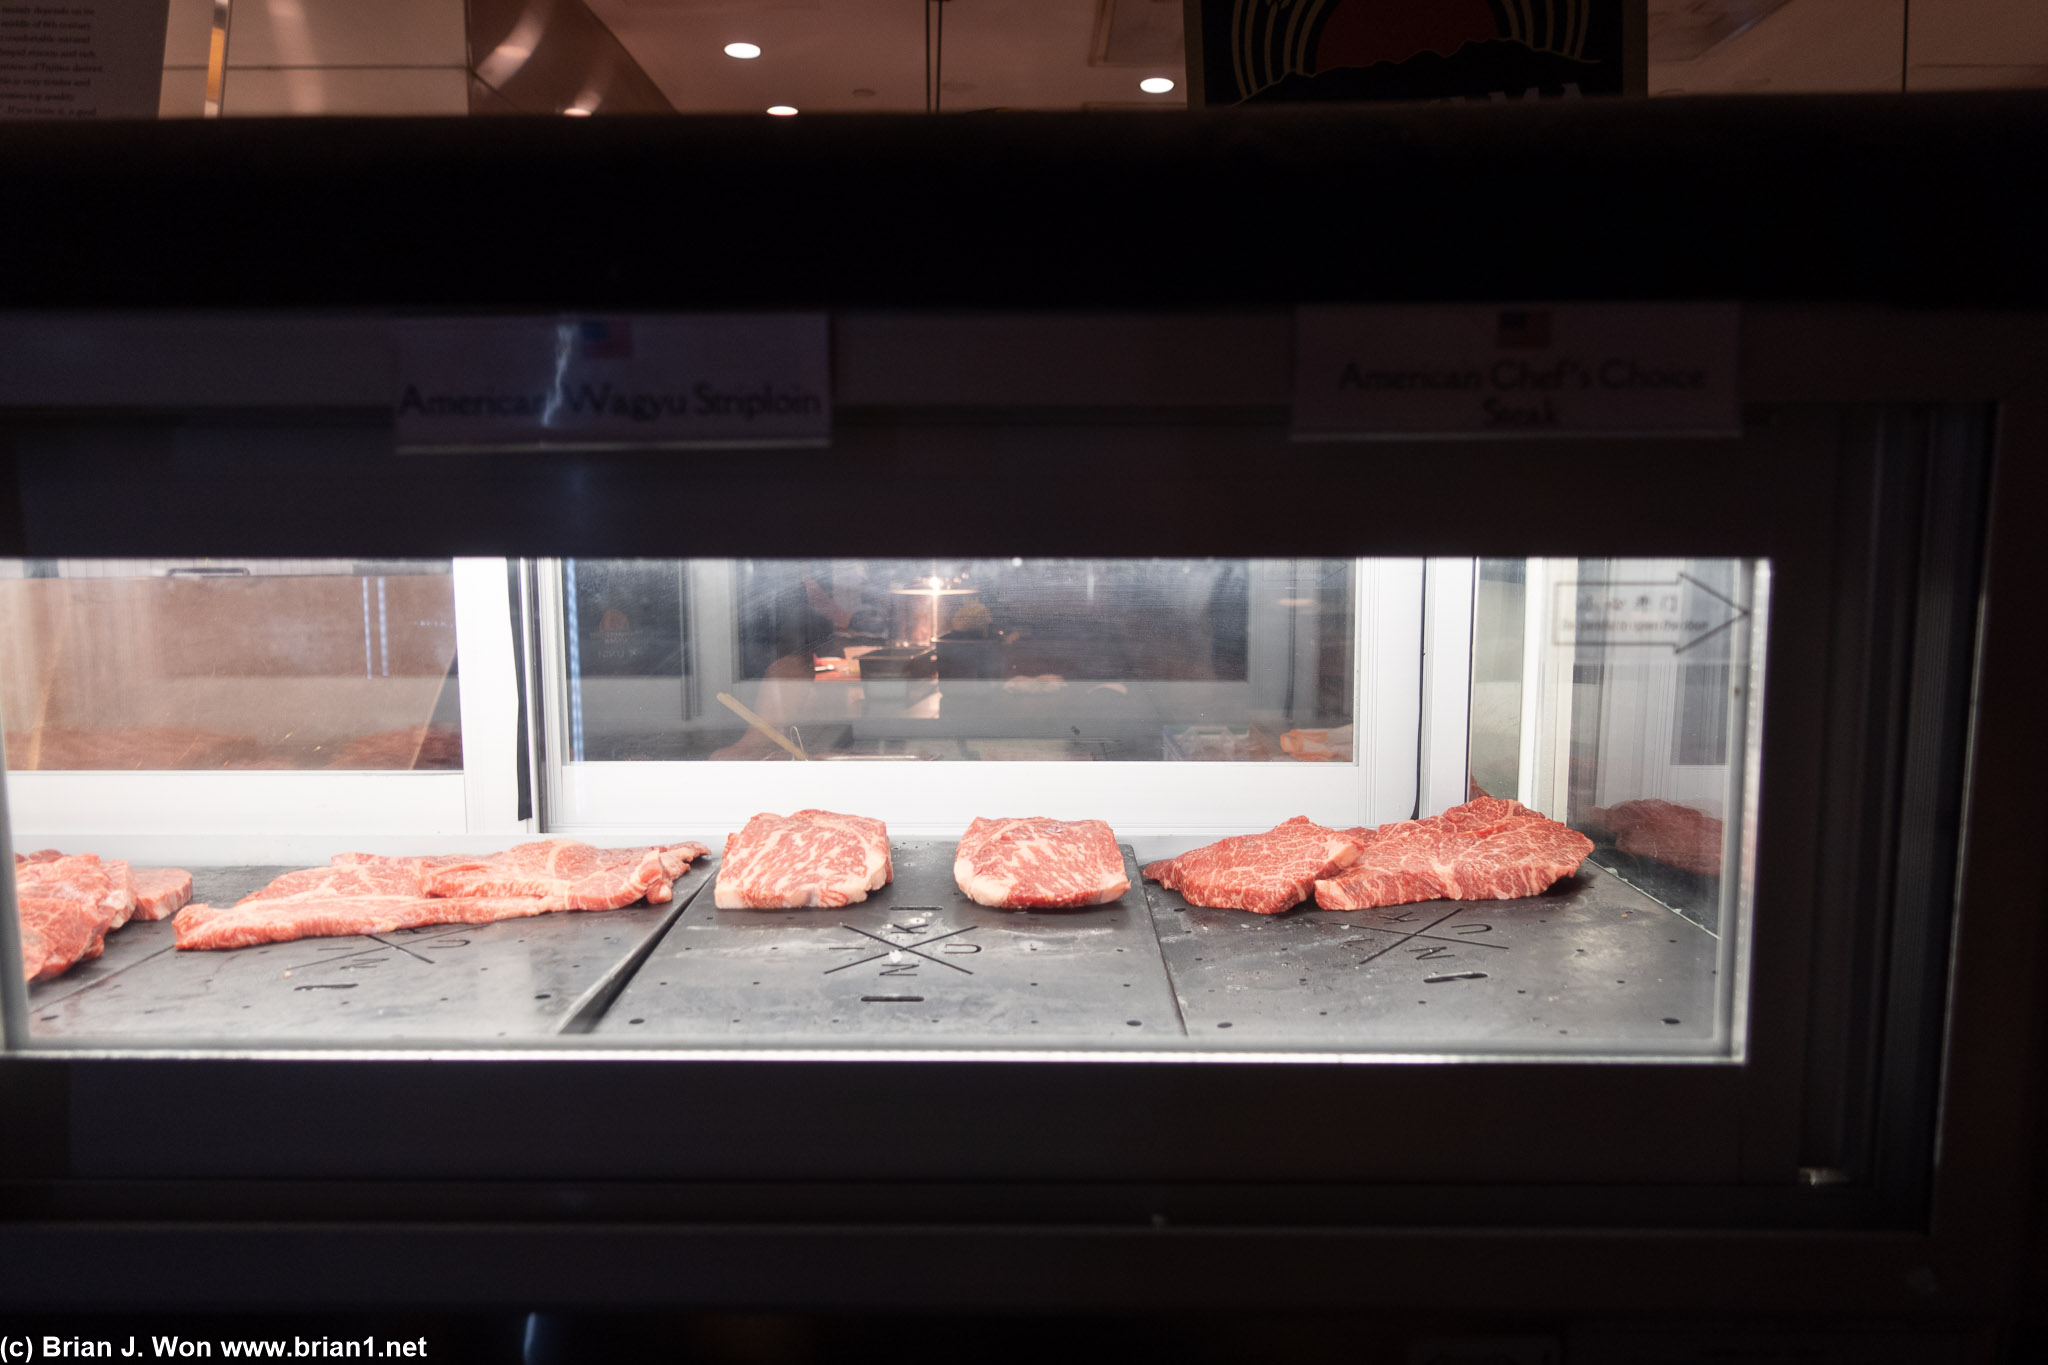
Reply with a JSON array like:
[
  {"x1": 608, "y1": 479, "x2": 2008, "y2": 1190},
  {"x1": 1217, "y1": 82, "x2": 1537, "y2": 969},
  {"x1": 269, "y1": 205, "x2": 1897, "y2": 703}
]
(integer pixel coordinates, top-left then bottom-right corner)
[
  {"x1": 578, "y1": 0, "x2": 2048, "y2": 113},
  {"x1": 583, "y1": 0, "x2": 1191, "y2": 114},
  {"x1": 176, "y1": 0, "x2": 2048, "y2": 119}
]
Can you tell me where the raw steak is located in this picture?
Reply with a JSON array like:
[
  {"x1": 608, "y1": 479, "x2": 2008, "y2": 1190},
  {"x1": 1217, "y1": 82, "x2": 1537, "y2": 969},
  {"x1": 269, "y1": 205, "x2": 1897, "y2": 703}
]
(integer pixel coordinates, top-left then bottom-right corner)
[
  {"x1": 12, "y1": 851, "x2": 173, "y2": 980},
  {"x1": 130, "y1": 867, "x2": 196, "y2": 922},
  {"x1": 173, "y1": 857, "x2": 533, "y2": 952},
  {"x1": 18, "y1": 894, "x2": 110, "y2": 981},
  {"x1": 1585, "y1": 799, "x2": 1723, "y2": 878},
  {"x1": 1142, "y1": 816, "x2": 1364, "y2": 916},
  {"x1": 715, "y1": 810, "x2": 892, "y2": 910},
  {"x1": 1313, "y1": 797, "x2": 1593, "y2": 910},
  {"x1": 954, "y1": 817, "x2": 1129, "y2": 909},
  {"x1": 16, "y1": 854, "x2": 139, "y2": 930},
  {"x1": 176, "y1": 839, "x2": 709, "y2": 951},
  {"x1": 419, "y1": 839, "x2": 710, "y2": 910}
]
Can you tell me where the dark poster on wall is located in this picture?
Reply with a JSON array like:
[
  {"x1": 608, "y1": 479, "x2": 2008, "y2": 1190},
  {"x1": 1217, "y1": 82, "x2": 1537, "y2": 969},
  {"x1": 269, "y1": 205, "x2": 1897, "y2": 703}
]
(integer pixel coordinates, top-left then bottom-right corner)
[{"x1": 1183, "y1": 0, "x2": 1644, "y2": 106}]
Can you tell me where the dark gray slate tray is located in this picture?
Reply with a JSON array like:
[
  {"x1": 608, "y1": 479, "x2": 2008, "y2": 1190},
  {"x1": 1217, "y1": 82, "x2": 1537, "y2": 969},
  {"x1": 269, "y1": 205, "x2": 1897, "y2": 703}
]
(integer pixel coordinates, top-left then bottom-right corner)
[
  {"x1": 27, "y1": 857, "x2": 716, "y2": 1041},
  {"x1": 1142, "y1": 862, "x2": 1722, "y2": 1050},
  {"x1": 595, "y1": 840, "x2": 1183, "y2": 1043}
]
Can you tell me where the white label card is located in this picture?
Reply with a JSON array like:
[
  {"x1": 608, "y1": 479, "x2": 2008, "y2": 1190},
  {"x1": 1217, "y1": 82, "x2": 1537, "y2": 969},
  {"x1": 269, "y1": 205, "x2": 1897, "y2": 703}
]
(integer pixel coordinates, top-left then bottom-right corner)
[
  {"x1": 0, "y1": 0, "x2": 169, "y2": 120},
  {"x1": 1293, "y1": 303, "x2": 1740, "y2": 439},
  {"x1": 394, "y1": 314, "x2": 831, "y2": 452}
]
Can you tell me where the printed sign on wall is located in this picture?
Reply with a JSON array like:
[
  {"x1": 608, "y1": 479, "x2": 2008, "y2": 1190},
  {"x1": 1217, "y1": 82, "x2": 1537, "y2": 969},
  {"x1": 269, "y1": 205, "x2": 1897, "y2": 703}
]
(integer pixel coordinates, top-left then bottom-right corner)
[
  {"x1": 1185, "y1": 0, "x2": 1642, "y2": 105},
  {"x1": 394, "y1": 314, "x2": 831, "y2": 452},
  {"x1": 1293, "y1": 303, "x2": 1739, "y2": 438},
  {"x1": 0, "y1": 0, "x2": 170, "y2": 119}
]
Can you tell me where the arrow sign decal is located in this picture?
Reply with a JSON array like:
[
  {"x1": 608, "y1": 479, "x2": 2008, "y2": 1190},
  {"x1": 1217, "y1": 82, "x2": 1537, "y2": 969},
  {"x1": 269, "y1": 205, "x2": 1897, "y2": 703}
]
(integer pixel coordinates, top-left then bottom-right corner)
[{"x1": 1554, "y1": 575, "x2": 1750, "y2": 655}]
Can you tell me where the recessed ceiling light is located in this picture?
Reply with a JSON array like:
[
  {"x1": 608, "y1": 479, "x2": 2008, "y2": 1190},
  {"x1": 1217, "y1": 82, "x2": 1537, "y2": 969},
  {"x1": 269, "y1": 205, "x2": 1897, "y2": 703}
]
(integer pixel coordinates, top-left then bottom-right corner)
[
  {"x1": 1139, "y1": 76, "x2": 1176, "y2": 94},
  {"x1": 766, "y1": 105, "x2": 798, "y2": 116},
  {"x1": 723, "y1": 42, "x2": 761, "y2": 59},
  {"x1": 562, "y1": 106, "x2": 593, "y2": 117}
]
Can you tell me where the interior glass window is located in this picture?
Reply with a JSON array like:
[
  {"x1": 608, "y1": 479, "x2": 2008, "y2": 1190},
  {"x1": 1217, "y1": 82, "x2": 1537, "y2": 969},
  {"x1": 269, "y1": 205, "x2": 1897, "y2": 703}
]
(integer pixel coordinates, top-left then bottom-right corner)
[{"x1": 0, "y1": 560, "x2": 461, "y2": 772}]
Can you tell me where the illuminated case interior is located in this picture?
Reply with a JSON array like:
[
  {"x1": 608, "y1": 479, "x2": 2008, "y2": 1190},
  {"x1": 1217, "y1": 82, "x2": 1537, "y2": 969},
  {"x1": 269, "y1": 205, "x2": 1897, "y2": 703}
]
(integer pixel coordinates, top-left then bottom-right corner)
[
  {"x1": 2, "y1": 545, "x2": 1767, "y2": 1059},
  {"x1": 0, "y1": 102, "x2": 2039, "y2": 1315}
]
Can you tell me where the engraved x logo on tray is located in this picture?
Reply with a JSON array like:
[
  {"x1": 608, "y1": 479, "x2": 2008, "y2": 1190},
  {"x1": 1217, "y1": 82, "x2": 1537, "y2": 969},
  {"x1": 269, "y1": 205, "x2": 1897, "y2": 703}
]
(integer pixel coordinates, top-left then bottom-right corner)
[
  {"x1": 823, "y1": 922, "x2": 981, "y2": 976},
  {"x1": 1339, "y1": 905, "x2": 1507, "y2": 966}
]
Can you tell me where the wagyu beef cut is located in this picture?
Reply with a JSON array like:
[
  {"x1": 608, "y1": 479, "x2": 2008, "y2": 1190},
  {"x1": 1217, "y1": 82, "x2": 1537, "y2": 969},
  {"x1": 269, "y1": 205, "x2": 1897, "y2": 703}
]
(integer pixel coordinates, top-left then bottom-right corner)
[
  {"x1": 419, "y1": 839, "x2": 710, "y2": 910},
  {"x1": 15, "y1": 853, "x2": 130, "y2": 981},
  {"x1": 1314, "y1": 797, "x2": 1593, "y2": 911},
  {"x1": 174, "y1": 840, "x2": 708, "y2": 952},
  {"x1": 1585, "y1": 798, "x2": 1722, "y2": 878},
  {"x1": 14, "y1": 851, "x2": 189, "y2": 980},
  {"x1": 130, "y1": 867, "x2": 195, "y2": 922},
  {"x1": 174, "y1": 859, "x2": 547, "y2": 952},
  {"x1": 715, "y1": 810, "x2": 892, "y2": 910},
  {"x1": 954, "y1": 817, "x2": 1129, "y2": 909},
  {"x1": 1142, "y1": 816, "x2": 1363, "y2": 916}
]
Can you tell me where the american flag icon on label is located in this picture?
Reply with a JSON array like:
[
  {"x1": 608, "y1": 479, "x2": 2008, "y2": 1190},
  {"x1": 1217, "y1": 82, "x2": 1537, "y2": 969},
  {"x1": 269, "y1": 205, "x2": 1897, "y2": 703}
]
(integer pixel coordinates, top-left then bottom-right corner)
[
  {"x1": 579, "y1": 319, "x2": 634, "y2": 359},
  {"x1": 1496, "y1": 309, "x2": 1552, "y2": 348}
]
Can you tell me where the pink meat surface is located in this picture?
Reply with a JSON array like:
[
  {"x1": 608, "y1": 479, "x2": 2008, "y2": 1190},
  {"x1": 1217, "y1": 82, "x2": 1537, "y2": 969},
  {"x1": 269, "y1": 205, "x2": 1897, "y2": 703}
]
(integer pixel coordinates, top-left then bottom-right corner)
[
  {"x1": 130, "y1": 868, "x2": 195, "y2": 922},
  {"x1": 715, "y1": 810, "x2": 892, "y2": 909},
  {"x1": 419, "y1": 839, "x2": 710, "y2": 910},
  {"x1": 17, "y1": 917, "x2": 55, "y2": 982},
  {"x1": 19, "y1": 894, "x2": 111, "y2": 981},
  {"x1": 174, "y1": 840, "x2": 711, "y2": 952},
  {"x1": 1142, "y1": 816, "x2": 1363, "y2": 916},
  {"x1": 14, "y1": 853, "x2": 133, "y2": 981},
  {"x1": 954, "y1": 817, "x2": 1129, "y2": 909},
  {"x1": 174, "y1": 860, "x2": 551, "y2": 952},
  {"x1": 1314, "y1": 797, "x2": 1594, "y2": 910},
  {"x1": 1585, "y1": 799, "x2": 1723, "y2": 878},
  {"x1": 102, "y1": 860, "x2": 139, "y2": 929}
]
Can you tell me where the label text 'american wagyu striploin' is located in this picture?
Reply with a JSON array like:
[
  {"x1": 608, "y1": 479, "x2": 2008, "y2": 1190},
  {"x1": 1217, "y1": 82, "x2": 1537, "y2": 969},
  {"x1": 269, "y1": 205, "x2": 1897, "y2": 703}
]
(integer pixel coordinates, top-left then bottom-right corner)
[
  {"x1": 714, "y1": 810, "x2": 893, "y2": 910},
  {"x1": 954, "y1": 817, "x2": 1130, "y2": 909},
  {"x1": 1314, "y1": 797, "x2": 1594, "y2": 910},
  {"x1": 171, "y1": 839, "x2": 708, "y2": 952}
]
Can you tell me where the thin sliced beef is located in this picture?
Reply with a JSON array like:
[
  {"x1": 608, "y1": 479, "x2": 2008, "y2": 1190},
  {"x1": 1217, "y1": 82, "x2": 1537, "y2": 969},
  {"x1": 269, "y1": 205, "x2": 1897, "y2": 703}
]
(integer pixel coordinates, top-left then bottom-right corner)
[
  {"x1": 1584, "y1": 798, "x2": 1723, "y2": 878},
  {"x1": 1314, "y1": 797, "x2": 1593, "y2": 910},
  {"x1": 1142, "y1": 816, "x2": 1363, "y2": 916},
  {"x1": 954, "y1": 817, "x2": 1128, "y2": 909},
  {"x1": 174, "y1": 840, "x2": 709, "y2": 952},
  {"x1": 715, "y1": 810, "x2": 892, "y2": 910},
  {"x1": 420, "y1": 839, "x2": 710, "y2": 910},
  {"x1": 174, "y1": 862, "x2": 549, "y2": 952}
]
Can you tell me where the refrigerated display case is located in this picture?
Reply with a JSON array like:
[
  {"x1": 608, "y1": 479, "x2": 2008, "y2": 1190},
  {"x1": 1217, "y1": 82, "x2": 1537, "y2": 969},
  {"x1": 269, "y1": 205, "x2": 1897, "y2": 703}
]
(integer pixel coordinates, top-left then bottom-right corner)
[
  {"x1": 0, "y1": 97, "x2": 2042, "y2": 1323},
  {"x1": 0, "y1": 547, "x2": 1763, "y2": 1056}
]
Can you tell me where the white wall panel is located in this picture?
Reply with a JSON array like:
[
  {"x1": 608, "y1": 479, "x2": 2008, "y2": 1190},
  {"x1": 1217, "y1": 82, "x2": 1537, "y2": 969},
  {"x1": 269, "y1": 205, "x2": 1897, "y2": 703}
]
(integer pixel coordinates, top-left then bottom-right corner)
[
  {"x1": 223, "y1": 67, "x2": 468, "y2": 116},
  {"x1": 225, "y1": 0, "x2": 464, "y2": 68}
]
